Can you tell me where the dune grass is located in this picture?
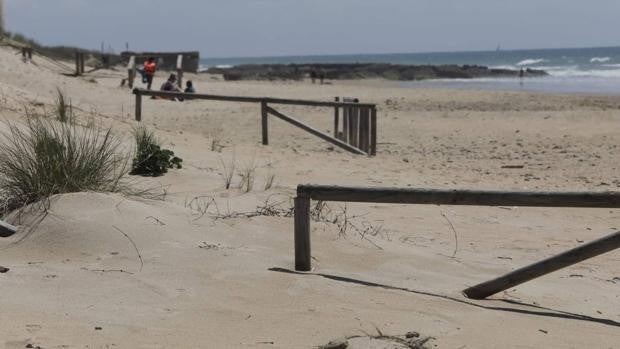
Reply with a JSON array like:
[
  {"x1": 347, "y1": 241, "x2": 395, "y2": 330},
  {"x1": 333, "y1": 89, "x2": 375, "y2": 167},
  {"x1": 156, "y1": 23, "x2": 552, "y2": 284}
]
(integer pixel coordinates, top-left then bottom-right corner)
[{"x1": 0, "y1": 118, "x2": 129, "y2": 215}]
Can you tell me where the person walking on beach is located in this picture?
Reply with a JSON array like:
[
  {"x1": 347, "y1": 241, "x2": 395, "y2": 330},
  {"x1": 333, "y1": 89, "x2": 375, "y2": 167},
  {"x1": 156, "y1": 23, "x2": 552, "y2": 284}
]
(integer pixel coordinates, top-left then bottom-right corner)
[
  {"x1": 310, "y1": 69, "x2": 317, "y2": 84},
  {"x1": 319, "y1": 70, "x2": 325, "y2": 85},
  {"x1": 143, "y1": 57, "x2": 157, "y2": 90}
]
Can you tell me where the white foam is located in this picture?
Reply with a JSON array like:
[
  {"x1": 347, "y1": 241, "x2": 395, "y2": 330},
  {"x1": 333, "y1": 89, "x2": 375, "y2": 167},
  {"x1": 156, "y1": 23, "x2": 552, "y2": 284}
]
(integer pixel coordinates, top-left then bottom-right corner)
[
  {"x1": 602, "y1": 63, "x2": 620, "y2": 68},
  {"x1": 489, "y1": 65, "x2": 517, "y2": 70},
  {"x1": 590, "y1": 57, "x2": 611, "y2": 63},
  {"x1": 516, "y1": 58, "x2": 545, "y2": 66},
  {"x1": 548, "y1": 68, "x2": 620, "y2": 78}
]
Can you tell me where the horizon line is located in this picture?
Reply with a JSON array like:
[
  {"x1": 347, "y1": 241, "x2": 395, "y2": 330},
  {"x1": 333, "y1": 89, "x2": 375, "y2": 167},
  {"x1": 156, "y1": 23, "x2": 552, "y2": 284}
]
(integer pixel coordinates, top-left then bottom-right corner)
[{"x1": 205, "y1": 44, "x2": 620, "y2": 61}]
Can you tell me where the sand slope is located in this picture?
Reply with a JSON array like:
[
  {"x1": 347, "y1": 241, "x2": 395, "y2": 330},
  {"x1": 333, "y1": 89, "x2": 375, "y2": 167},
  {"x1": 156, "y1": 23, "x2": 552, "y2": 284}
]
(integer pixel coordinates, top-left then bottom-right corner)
[{"x1": 0, "y1": 45, "x2": 619, "y2": 348}]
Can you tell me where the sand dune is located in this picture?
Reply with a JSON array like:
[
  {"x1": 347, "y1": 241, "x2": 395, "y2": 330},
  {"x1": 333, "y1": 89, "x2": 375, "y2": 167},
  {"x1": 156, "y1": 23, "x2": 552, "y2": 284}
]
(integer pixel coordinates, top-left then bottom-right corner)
[{"x1": 0, "y1": 45, "x2": 619, "y2": 348}]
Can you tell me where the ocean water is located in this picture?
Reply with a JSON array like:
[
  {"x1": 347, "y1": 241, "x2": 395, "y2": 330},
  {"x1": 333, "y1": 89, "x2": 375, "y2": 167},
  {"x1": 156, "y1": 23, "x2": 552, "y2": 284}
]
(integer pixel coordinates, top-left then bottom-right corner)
[{"x1": 202, "y1": 46, "x2": 620, "y2": 94}]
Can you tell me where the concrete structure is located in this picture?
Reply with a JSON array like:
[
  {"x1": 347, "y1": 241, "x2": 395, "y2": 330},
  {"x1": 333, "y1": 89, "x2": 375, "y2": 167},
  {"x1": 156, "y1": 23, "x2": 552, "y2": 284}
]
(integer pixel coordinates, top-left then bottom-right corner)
[
  {"x1": 121, "y1": 51, "x2": 200, "y2": 73},
  {"x1": 0, "y1": 0, "x2": 5, "y2": 37}
]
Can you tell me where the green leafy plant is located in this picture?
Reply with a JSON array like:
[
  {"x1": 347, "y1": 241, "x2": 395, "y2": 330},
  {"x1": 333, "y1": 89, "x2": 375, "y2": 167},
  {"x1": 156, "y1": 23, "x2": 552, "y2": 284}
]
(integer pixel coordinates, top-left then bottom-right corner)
[
  {"x1": 130, "y1": 126, "x2": 182, "y2": 177},
  {"x1": 0, "y1": 118, "x2": 129, "y2": 214}
]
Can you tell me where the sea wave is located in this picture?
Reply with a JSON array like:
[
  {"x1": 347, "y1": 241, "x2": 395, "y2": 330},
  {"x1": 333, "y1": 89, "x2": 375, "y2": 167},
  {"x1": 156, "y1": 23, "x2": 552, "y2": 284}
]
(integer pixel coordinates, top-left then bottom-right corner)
[
  {"x1": 198, "y1": 64, "x2": 234, "y2": 72},
  {"x1": 548, "y1": 68, "x2": 620, "y2": 78},
  {"x1": 516, "y1": 58, "x2": 545, "y2": 66},
  {"x1": 590, "y1": 57, "x2": 611, "y2": 63},
  {"x1": 602, "y1": 63, "x2": 620, "y2": 68}
]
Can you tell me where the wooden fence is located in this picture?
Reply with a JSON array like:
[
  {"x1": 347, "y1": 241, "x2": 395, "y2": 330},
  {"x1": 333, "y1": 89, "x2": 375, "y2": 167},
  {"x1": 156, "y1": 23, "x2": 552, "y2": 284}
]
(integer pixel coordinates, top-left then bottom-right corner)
[
  {"x1": 133, "y1": 89, "x2": 378, "y2": 156},
  {"x1": 293, "y1": 185, "x2": 620, "y2": 298}
]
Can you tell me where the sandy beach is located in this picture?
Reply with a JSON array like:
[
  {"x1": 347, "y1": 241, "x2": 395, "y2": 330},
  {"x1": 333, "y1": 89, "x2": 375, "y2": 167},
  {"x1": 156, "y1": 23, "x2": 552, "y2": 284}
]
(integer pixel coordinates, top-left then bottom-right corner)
[{"x1": 0, "y1": 45, "x2": 619, "y2": 348}]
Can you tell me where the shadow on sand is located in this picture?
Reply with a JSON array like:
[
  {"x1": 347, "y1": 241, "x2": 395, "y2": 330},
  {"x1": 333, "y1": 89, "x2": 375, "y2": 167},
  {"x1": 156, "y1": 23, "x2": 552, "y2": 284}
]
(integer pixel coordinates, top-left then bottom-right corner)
[{"x1": 269, "y1": 267, "x2": 620, "y2": 328}]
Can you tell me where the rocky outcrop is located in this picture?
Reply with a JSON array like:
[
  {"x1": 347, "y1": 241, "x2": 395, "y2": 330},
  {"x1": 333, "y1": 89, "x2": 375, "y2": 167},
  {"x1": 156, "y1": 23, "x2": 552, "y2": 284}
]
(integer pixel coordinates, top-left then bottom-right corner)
[{"x1": 206, "y1": 63, "x2": 548, "y2": 81}]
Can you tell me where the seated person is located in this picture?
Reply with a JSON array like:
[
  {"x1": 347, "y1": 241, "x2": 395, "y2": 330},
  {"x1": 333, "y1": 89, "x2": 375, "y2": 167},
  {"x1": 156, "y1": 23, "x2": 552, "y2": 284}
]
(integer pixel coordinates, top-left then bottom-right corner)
[
  {"x1": 160, "y1": 74, "x2": 181, "y2": 92},
  {"x1": 184, "y1": 80, "x2": 196, "y2": 93}
]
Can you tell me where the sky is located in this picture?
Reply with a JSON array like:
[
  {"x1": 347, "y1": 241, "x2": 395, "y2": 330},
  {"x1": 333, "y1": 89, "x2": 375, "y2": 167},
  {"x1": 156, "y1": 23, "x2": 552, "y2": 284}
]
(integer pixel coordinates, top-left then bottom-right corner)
[{"x1": 4, "y1": 0, "x2": 620, "y2": 58}]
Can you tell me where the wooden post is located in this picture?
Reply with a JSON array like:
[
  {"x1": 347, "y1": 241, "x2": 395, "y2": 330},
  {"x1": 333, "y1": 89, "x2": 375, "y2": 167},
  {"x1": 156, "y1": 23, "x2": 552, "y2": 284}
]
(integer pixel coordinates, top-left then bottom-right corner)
[
  {"x1": 350, "y1": 106, "x2": 359, "y2": 148},
  {"x1": 370, "y1": 107, "x2": 377, "y2": 156},
  {"x1": 75, "y1": 51, "x2": 81, "y2": 76},
  {"x1": 0, "y1": 219, "x2": 17, "y2": 238},
  {"x1": 127, "y1": 56, "x2": 136, "y2": 89},
  {"x1": 261, "y1": 100, "x2": 269, "y2": 145},
  {"x1": 463, "y1": 231, "x2": 620, "y2": 299},
  {"x1": 176, "y1": 54, "x2": 184, "y2": 88},
  {"x1": 334, "y1": 97, "x2": 340, "y2": 139},
  {"x1": 80, "y1": 53, "x2": 85, "y2": 75},
  {"x1": 294, "y1": 196, "x2": 312, "y2": 271},
  {"x1": 359, "y1": 107, "x2": 369, "y2": 153},
  {"x1": 343, "y1": 106, "x2": 349, "y2": 143},
  {"x1": 135, "y1": 92, "x2": 142, "y2": 122}
]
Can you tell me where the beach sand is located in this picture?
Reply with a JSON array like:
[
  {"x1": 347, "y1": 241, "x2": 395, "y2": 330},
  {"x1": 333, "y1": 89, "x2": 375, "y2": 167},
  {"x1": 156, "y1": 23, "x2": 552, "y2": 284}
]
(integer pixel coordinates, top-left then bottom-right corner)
[{"x1": 0, "y1": 46, "x2": 619, "y2": 348}]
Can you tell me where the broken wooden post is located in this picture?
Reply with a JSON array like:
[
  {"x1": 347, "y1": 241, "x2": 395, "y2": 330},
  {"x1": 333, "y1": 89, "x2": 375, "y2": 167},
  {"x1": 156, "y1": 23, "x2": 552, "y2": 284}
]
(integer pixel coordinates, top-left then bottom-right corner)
[
  {"x1": 176, "y1": 54, "x2": 184, "y2": 87},
  {"x1": 294, "y1": 195, "x2": 312, "y2": 271},
  {"x1": 0, "y1": 219, "x2": 17, "y2": 238},
  {"x1": 135, "y1": 91, "x2": 142, "y2": 122},
  {"x1": 359, "y1": 107, "x2": 370, "y2": 153},
  {"x1": 342, "y1": 105, "x2": 349, "y2": 143},
  {"x1": 370, "y1": 107, "x2": 377, "y2": 156},
  {"x1": 334, "y1": 97, "x2": 340, "y2": 139},
  {"x1": 261, "y1": 100, "x2": 269, "y2": 145},
  {"x1": 463, "y1": 231, "x2": 620, "y2": 299}
]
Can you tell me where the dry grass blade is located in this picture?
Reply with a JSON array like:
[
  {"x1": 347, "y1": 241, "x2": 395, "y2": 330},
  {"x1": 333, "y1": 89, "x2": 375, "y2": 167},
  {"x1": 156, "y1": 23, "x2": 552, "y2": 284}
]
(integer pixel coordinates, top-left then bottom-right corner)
[
  {"x1": 113, "y1": 225, "x2": 144, "y2": 272},
  {"x1": 238, "y1": 160, "x2": 257, "y2": 193},
  {"x1": 218, "y1": 154, "x2": 236, "y2": 190}
]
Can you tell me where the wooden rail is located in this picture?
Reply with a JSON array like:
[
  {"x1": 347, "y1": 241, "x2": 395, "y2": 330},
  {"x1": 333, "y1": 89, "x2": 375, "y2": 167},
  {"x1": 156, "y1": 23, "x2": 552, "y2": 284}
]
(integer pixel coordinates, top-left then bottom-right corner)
[
  {"x1": 265, "y1": 106, "x2": 366, "y2": 155},
  {"x1": 133, "y1": 89, "x2": 376, "y2": 108},
  {"x1": 463, "y1": 231, "x2": 620, "y2": 299},
  {"x1": 132, "y1": 89, "x2": 378, "y2": 155},
  {"x1": 293, "y1": 185, "x2": 620, "y2": 298},
  {"x1": 0, "y1": 219, "x2": 16, "y2": 238}
]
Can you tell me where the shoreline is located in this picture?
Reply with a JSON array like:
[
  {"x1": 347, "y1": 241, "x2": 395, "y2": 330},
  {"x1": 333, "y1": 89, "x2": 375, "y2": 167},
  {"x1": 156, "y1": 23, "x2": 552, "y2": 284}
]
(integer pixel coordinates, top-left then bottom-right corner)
[{"x1": 205, "y1": 63, "x2": 547, "y2": 82}]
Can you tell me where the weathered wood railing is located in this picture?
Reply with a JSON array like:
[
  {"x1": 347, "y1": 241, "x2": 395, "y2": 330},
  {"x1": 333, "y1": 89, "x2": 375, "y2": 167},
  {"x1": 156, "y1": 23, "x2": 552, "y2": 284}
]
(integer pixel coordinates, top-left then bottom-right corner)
[
  {"x1": 0, "y1": 219, "x2": 17, "y2": 237},
  {"x1": 293, "y1": 185, "x2": 620, "y2": 299},
  {"x1": 133, "y1": 89, "x2": 377, "y2": 156}
]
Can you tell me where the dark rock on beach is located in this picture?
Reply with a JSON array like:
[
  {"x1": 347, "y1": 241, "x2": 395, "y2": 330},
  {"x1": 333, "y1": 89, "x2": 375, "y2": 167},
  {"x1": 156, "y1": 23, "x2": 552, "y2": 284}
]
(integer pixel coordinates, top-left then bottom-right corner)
[{"x1": 206, "y1": 63, "x2": 548, "y2": 81}]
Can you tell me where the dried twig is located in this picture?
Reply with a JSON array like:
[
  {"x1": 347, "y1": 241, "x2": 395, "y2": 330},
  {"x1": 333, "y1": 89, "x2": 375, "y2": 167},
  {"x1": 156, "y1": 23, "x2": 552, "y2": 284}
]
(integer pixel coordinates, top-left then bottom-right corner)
[
  {"x1": 440, "y1": 210, "x2": 459, "y2": 258},
  {"x1": 113, "y1": 225, "x2": 143, "y2": 271}
]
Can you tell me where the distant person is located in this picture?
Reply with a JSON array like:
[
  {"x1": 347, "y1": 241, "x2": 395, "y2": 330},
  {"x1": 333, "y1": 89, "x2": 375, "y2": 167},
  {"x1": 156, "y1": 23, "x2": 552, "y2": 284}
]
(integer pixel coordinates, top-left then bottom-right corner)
[
  {"x1": 519, "y1": 68, "x2": 525, "y2": 79},
  {"x1": 143, "y1": 57, "x2": 157, "y2": 90},
  {"x1": 184, "y1": 80, "x2": 196, "y2": 93},
  {"x1": 310, "y1": 69, "x2": 317, "y2": 84},
  {"x1": 161, "y1": 74, "x2": 181, "y2": 92},
  {"x1": 319, "y1": 70, "x2": 325, "y2": 85}
]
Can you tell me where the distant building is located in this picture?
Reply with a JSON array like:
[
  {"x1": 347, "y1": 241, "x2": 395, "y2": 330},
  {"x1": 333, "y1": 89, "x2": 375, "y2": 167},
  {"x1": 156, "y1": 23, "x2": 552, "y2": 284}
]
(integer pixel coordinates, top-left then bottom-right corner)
[
  {"x1": 121, "y1": 51, "x2": 200, "y2": 73},
  {"x1": 0, "y1": 0, "x2": 5, "y2": 37}
]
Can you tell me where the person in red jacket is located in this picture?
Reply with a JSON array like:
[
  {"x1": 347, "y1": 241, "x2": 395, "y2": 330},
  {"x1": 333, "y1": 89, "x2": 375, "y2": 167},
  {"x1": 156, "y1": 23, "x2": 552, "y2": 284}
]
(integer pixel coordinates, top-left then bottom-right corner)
[{"x1": 143, "y1": 57, "x2": 157, "y2": 90}]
